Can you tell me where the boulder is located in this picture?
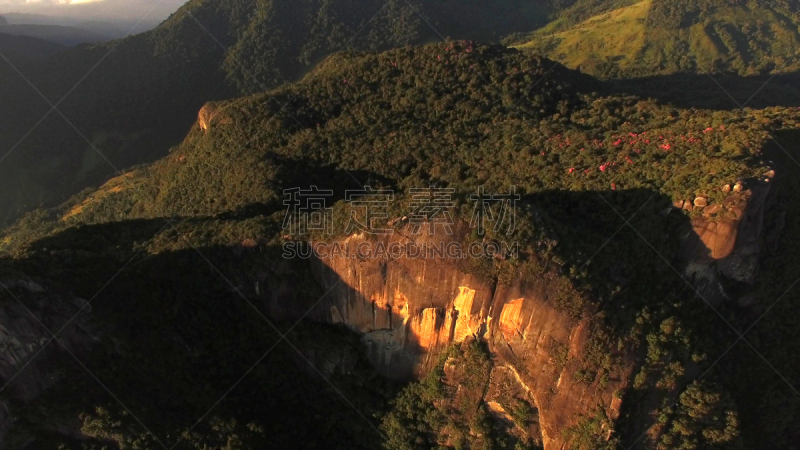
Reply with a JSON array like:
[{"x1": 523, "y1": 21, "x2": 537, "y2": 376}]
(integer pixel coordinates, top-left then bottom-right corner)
[{"x1": 703, "y1": 204, "x2": 722, "y2": 216}]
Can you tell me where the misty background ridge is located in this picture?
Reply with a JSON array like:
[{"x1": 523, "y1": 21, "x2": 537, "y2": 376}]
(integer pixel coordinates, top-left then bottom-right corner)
[{"x1": 0, "y1": 0, "x2": 187, "y2": 41}]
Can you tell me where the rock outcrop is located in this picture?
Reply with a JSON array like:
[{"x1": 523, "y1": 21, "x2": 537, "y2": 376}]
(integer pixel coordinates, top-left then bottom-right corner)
[
  {"x1": 197, "y1": 103, "x2": 230, "y2": 133},
  {"x1": 680, "y1": 170, "x2": 777, "y2": 304},
  {"x1": 258, "y1": 223, "x2": 633, "y2": 449}
]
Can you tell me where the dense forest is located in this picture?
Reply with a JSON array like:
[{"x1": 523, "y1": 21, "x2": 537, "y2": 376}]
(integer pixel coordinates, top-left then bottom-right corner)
[
  {"x1": 6, "y1": 0, "x2": 798, "y2": 227},
  {"x1": 0, "y1": 0, "x2": 576, "y2": 226},
  {"x1": 1, "y1": 40, "x2": 799, "y2": 448}
]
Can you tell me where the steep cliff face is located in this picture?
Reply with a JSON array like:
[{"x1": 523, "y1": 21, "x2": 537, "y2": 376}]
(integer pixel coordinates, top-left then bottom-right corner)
[
  {"x1": 247, "y1": 168, "x2": 779, "y2": 449},
  {"x1": 257, "y1": 223, "x2": 633, "y2": 449}
]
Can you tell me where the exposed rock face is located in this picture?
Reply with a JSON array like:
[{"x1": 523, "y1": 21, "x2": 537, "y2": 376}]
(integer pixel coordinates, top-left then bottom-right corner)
[
  {"x1": 197, "y1": 103, "x2": 230, "y2": 133},
  {"x1": 717, "y1": 180, "x2": 773, "y2": 282},
  {"x1": 681, "y1": 172, "x2": 777, "y2": 304},
  {"x1": 259, "y1": 224, "x2": 633, "y2": 449},
  {"x1": 251, "y1": 172, "x2": 778, "y2": 448},
  {"x1": 0, "y1": 278, "x2": 95, "y2": 447}
]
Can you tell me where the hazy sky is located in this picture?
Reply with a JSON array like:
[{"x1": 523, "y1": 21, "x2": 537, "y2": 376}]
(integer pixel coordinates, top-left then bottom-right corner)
[{"x1": 0, "y1": 0, "x2": 188, "y2": 24}]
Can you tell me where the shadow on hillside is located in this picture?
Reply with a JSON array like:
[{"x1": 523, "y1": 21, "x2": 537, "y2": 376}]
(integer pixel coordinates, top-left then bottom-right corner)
[
  {"x1": 716, "y1": 128, "x2": 800, "y2": 450},
  {"x1": 2, "y1": 220, "x2": 396, "y2": 449},
  {"x1": 601, "y1": 71, "x2": 800, "y2": 110}
]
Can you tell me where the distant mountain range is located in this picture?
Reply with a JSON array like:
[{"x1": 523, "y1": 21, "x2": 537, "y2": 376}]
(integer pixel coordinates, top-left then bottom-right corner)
[
  {"x1": 0, "y1": 23, "x2": 108, "y2": 46},
  {"x1": 0, "y1": 12, "x2": 162, "y2": 41}
]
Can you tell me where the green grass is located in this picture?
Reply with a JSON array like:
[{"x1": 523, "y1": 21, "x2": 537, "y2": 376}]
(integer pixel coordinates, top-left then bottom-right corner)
[
  {"x1": 516, "y1": 0, "x2": 800, "y2": 78},
  {"x1": 517, "y1": 0, "x2": 652, "y2": 72}
]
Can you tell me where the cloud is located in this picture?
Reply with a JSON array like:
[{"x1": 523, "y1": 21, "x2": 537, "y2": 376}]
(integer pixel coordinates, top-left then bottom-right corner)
[{"x1": 0, "y1": 0, "x2": 104, "y2": 4}]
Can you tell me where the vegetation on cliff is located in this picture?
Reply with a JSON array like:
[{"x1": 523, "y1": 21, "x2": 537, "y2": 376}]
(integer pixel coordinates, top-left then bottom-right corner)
[{"x1": 381, "y1": 341, "x2": 539, "y2": 450}]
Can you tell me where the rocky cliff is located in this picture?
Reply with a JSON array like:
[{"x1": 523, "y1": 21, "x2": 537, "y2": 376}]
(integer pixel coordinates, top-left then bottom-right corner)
[
  {"x1": 0, "y1": 172, "x2": 778, "y2": 448},
  {"x1": 255, "y1": 221, "x2": 634, "y2": 449},
  {"x1": 248, "y1": 168, "x2": 779, "y2": 449},
  {"x1": 680, "y1": 170, "x2": 777, "y2": 304}
]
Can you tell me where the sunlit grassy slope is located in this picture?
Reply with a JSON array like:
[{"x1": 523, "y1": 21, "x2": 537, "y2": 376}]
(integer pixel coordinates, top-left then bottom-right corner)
[{"x1": 516, "y1": 0, "x2": 800, "y2": 78}]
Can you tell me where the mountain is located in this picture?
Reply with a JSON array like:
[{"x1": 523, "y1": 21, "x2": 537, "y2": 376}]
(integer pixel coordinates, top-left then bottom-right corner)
[
  {"x1": 2, "y1": 41, "x2": 799, "y2": 449},
  {"x1": 0, "y1": 13, "x2": 161, "y2": 37},
  {"x1": 514, "y1": 0, "x2": 800, "y2": 78},
  {"x1": 3, "y1": 12, "x2": 161, "y2": 35},
  {"x1": 0, "y1": 0, "x2": 561, "y2": 227},
  {"x1": 0, "y1": 15, "x2": 6, "y2": 27},
  {"x1": 74, "y1": 20, "x2": 133, "y2": 40},
  {"x1": 0, "y1": 23, "x2": 108, "y2": 46},
  {"x1": 0, "y1": 32, "x2": 64, "y2": 63}
]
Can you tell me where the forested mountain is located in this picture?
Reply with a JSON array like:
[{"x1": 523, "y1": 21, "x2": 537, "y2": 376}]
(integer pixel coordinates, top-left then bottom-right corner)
[
  {"x1": 515, "y1": 0, "x2": 800, "y2": 77},
  {"x1": 2, "y1": 41, "x2": 799, "y2": 449},
  {"x1": 0, "y1": 0, "x2": 562, "y2": 226},
  {"x1": 5, "y1": 0, "x2": 800, "y2": 226},
  {"x1": 2, "y1": 1, "x2": 800, "y2": 449}
]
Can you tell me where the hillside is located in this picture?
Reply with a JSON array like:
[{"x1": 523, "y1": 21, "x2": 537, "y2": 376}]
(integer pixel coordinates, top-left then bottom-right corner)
[
  {"x1": 2, "y1": 41, "x2": 799, "y2": 449},
  {"x1": 515, "y1": 0, "x2": 800, "y2": 78},
  {"x1": 0, "y1": 0, "x2": 562, "y2": 227}
]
